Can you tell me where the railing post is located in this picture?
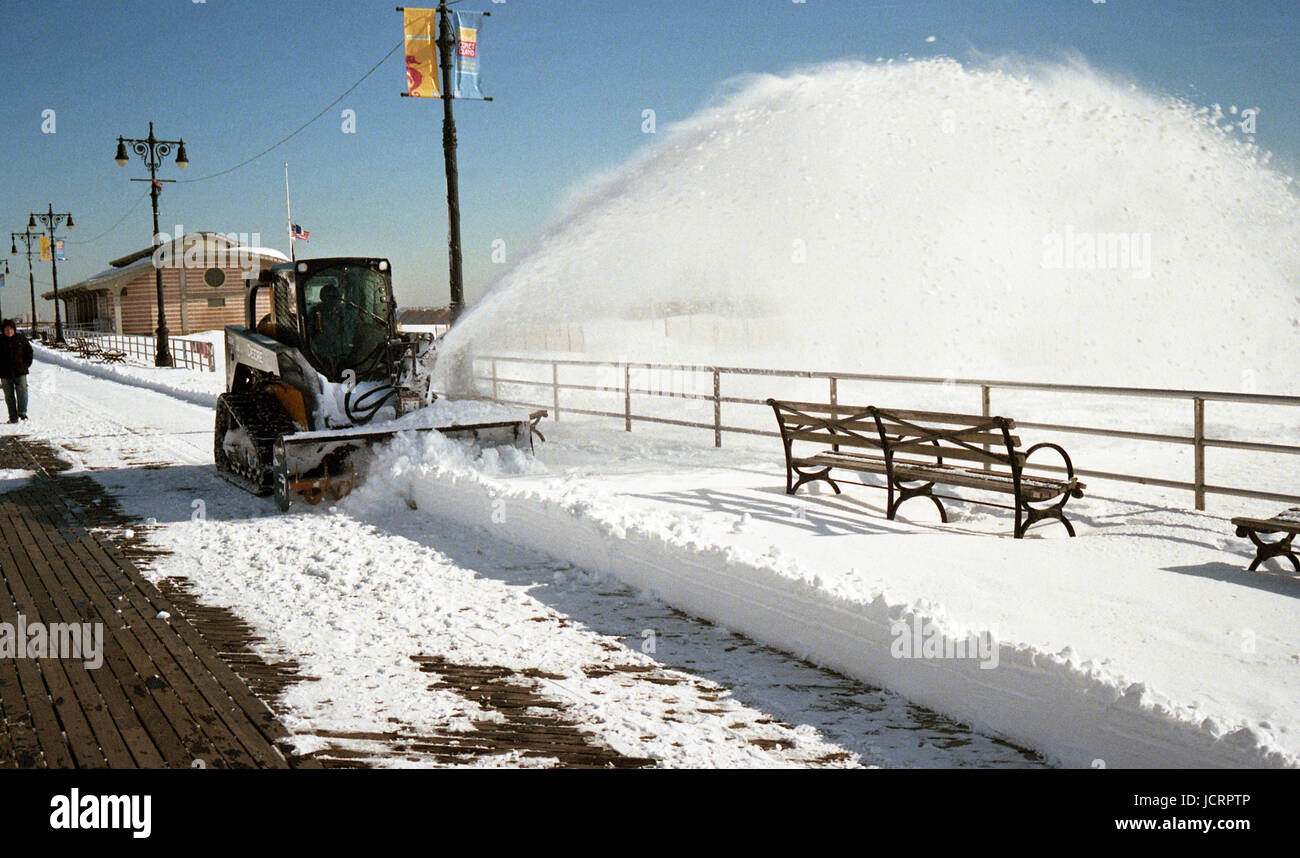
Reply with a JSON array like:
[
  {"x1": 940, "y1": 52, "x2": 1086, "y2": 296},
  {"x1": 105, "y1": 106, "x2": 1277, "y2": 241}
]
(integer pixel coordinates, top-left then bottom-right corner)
[
  {"x1": 713, "y1": 368, "x2": 722, "y2": 448},
  {"x1": 490, "y1": 358, "x2": 499, "y2": 402},
  {"x1": 624, "y1": 363, "x2": 632, "y2": 432},
  {"x1": 1194, "y1": 397, "x2": 1206, "y2": 511},
  {"x1": 981, "y1": 385, "x2": 992, "y2": 472},
  {"x1": 552, "y1": 361, "x2": 560, "y2": 423},
  {"x1": 829, "y1": 376, "x2": 838, "y2": 408}
]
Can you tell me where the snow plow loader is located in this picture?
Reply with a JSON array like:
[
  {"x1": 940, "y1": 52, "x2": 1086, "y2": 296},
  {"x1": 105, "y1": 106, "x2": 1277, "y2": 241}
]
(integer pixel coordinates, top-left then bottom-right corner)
[{"x1": 215, "y1": 257, "x2": 542, "y2": 511}]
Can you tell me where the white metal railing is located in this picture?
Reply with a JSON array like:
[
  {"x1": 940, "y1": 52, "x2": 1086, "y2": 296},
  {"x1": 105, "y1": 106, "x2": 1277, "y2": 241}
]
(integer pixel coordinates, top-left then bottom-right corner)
[
  {"x1": 39, "y1": 325, "x2": 217, "y2": 372},
  {"x1": 476, "y1": 354, "x2": 1300, "y2": 511}
]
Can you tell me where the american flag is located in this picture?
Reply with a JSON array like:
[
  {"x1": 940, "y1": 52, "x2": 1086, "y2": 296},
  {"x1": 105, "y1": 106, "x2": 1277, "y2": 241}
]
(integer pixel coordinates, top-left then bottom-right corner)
[{"x1": 291, "y1": 224, "x2": 311, "y2": 242}]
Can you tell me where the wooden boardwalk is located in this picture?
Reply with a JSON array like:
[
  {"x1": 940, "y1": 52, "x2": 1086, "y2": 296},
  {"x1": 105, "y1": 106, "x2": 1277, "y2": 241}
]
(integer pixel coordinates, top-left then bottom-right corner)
[{"x1": 0, "y1": 436, "x2": 310, "y2": 769}]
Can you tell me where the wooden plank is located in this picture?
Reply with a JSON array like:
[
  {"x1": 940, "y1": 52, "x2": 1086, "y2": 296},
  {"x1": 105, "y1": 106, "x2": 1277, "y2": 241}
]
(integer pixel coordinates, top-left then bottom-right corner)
[
  {"x1": 0, "y1": 515, "x2": 136, "y2": 768},
  {"x1": 42, "y1": 503, "x2": 267, "y2": 769},
  {"x1": 1231, "y1": 512, "x2": 1300, "y2": 535},
  {"x1": 786, "y1": 429, "x2": 882, "y2": 450},
  {"x1": 0, "y1": 565, "x2": 55, "y2": 768},
  {"x1": 29, "y1": 462, "x2": 295, "y2": 769},
  {"x1": 805, "y1": 453, "x2": 1076, "y2": 501},
  {"x1": 887, "y1": 442, "x2": 1023, "y2": 466},
  {"x1": 0, "y1": 512, "x2": 110, "y2": 768},
  {"x1": 6, "y1": 480, "x2": 257, "y2": 768},
  {"x1": 3, "y1": 491, "x2": 221, "y2": 768},
  {"x1": 8, "y1": 519, "x2": 171, "y2": 769},
  {"x1": 55, "y1": 501, "x2": 291, "y2": 768},
  {"x1": 0, "y1": 536, "x2": 80, "y2": 768},
  {"x1": 771, "y1": 400, "x2": 1011, "y2": 428}
]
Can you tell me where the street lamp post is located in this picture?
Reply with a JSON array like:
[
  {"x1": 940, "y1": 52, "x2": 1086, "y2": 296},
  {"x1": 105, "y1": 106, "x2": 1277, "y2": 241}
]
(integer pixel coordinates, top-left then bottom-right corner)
[
  {"x1": 10, "y1": 229, "x2": 40, "y2": 337},
  {"x1": 26, "y1": 205, "x2": 74, "y2": 343},
  {"x1": 115, "y1": 121, "x2": 188, "y2": 367},
  {"x1": 435, "y1": 0, "x2": 465, "y2": 323}
]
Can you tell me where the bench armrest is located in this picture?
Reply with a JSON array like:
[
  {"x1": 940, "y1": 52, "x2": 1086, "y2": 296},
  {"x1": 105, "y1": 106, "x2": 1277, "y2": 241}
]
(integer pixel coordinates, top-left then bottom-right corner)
[{"x1": 1024, "y1": 442, "x2": 1077, "y2": 482}]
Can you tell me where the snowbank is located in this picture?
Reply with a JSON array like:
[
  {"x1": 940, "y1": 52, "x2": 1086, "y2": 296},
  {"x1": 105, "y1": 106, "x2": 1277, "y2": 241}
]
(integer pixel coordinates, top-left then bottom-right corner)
[
  {"x1": 34, "y1": 344, "x2": 222, "y2": 407},
  {"x1": 347, "y1": 426, "x2": 1300, "y2": 768}
]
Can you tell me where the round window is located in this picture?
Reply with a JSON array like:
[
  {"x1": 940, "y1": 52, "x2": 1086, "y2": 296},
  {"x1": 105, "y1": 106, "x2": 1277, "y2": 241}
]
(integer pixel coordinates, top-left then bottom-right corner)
[{"x1": 204, "y1": 267, "x2": 226, "y2": 288}]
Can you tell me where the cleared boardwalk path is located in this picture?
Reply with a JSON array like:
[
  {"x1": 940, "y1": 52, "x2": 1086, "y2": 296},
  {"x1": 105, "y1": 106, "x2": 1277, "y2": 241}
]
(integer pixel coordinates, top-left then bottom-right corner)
[{"x1": 0, "y1": 436, "x2": 312, "y2": 769}]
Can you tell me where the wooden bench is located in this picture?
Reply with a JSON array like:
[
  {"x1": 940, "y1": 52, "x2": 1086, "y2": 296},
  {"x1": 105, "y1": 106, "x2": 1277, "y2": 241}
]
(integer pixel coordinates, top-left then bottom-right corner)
[
  {"x1": 1232, "y1": 509, "x2": 1300, "y2": 572},
  {"x1": 99, "y1": 349, "x2": 127, "y2": 364},
  {"x1": 767, "y1": 399, "x2": 1086, "y2": 538},
  {"x1": 73, "y1": 337, "x2": 103, "y2": 360}
]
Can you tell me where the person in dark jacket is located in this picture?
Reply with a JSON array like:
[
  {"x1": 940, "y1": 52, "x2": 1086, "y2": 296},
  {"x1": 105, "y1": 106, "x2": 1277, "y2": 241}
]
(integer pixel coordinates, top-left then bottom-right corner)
[{"x1": 0, "y1": 320, "x2": 33, "y2": 422}]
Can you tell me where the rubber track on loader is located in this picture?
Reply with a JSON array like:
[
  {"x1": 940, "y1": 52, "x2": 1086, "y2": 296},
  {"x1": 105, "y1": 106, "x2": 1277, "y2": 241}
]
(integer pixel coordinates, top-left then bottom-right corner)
[{"x1": 216, "y1": 391, "x2": 299, "y2": 496}]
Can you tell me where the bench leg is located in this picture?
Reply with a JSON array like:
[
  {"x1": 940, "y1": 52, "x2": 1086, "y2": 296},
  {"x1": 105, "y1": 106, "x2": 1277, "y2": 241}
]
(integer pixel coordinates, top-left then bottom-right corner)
[
  {"x1": 789, "y1": 466, "x2": 841, "y2": 496},
  {"x1": 1015, "y1": 493, "x2": 1077, "y2": 539},
  {"x1": 887, "y1": 483, "x2": 947, "y2": 524},
  {"x1": 1236, "y1": 527, "x2": 1300, "y2": 573},
  {"x1": 1015, "y1": 505, "x2": 1076, "y2": 539}
]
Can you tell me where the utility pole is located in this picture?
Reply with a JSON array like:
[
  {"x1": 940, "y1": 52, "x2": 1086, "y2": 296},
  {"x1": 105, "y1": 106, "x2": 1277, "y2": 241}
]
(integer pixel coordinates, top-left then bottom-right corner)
[
  {"x1": 10, "y1": 229, "x2": 39, "y2": 336},
  {"x1": 26, "y1": 205, "x2": 74, "y2": 343},
  {"x1": 115, "y1": 121, "x2": 189, "y2": 366},
  {"x1": 436, "y1": 0, "x2": 464, "y2": 323}
]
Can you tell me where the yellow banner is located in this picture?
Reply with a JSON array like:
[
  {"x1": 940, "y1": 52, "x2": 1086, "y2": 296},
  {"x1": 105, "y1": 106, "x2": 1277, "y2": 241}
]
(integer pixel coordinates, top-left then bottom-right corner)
[
  {"x1": 39, "y1": 235, "x2": 51, "y2": 262},
  {"x1": 403, "y1": 8, "x2": 439, "y2": 98}
]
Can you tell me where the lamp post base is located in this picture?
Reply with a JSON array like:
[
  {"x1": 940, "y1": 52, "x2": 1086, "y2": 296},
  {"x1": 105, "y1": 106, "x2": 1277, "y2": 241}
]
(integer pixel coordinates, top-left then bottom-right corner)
[{"x1": 155, "y1": 327, "x2": 173, "y2": 367}]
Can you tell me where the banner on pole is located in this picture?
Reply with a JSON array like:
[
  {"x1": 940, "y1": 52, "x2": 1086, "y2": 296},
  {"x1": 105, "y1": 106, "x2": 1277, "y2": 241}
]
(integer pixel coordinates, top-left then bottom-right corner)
[
  {"x1": 403, "y1": 8, "x2": 440, "y2": 98},
  {"x1": 40, "y1": 236, "x2": 67, "y2": 262},
  {"x1": 451, "y1": 11, "x2": 486, "y2": 99}
]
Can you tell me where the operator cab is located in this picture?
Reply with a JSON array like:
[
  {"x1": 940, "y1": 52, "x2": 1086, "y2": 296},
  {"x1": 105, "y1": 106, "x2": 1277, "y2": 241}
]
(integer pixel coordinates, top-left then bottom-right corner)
[{"x1": 249, "y1": 258, "x2": 396, "y2": 384}]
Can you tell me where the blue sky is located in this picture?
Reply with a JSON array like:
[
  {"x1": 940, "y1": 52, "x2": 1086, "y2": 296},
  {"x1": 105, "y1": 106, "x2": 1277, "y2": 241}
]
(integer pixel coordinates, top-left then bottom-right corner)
[{"x1": 2, "y1": 0, "x2": 1297, "y2": 316}]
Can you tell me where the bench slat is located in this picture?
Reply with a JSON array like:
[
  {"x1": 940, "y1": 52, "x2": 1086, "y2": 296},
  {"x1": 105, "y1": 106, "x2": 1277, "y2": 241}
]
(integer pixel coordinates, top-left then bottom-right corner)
[
  {"x1": 771, "y1": 400, "x2": 1015, "y2": 429},
  {"x1": 779, "y1": 417, "x2": 1020, "y2": 449},
  {"x1": 805, "y1": 451, "x2": 1075, "y2": 501},
  {"x1": 886, "y1": 443, "x2": 1025, "y2": 466},
  {"x1": 785, "y1": 429, "x2": 883, "y2": 450},
  {"x1": 1231, "y1": 509, "x2": 1300, "y2": 535}
]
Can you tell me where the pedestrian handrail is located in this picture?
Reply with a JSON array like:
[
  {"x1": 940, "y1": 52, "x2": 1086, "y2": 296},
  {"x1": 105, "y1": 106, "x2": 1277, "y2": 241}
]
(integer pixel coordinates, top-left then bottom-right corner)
[{"x1": 474, "y1": 353, "x2": 1300, "y2": 511}]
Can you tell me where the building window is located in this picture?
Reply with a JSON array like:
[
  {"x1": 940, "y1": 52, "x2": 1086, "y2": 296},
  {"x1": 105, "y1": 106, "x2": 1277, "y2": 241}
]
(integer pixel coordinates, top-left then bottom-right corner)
[
  {"x1": 207, "y1": 298, "x2": 226, "y2": 308},
  {"x1": 204, "y1": 267, "x2": 226, "y2": 288}
]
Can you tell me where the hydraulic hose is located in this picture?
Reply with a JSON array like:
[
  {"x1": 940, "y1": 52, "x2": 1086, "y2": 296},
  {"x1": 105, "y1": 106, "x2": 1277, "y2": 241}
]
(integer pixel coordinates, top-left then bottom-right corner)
[{"x1": 343, "y1": 384, "x2": 400, "y2": 426}]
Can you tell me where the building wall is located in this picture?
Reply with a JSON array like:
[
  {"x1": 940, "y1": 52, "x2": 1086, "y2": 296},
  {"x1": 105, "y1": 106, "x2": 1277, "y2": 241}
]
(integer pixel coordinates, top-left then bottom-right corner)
[{"x1": 116, "y1": 265, "x2": 272, "y2": 336}]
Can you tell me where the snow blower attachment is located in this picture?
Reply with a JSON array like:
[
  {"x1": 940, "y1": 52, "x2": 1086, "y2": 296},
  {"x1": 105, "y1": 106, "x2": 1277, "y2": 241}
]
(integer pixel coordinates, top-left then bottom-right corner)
[{"x1": 215, "y1": 258, "x2": 544, "y2": 511}]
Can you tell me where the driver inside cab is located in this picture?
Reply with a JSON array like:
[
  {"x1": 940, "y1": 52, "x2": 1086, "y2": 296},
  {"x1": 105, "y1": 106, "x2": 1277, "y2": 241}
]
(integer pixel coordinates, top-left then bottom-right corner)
[{"x1": 308, "y1": 282, "x2": 352, "y2": 362}]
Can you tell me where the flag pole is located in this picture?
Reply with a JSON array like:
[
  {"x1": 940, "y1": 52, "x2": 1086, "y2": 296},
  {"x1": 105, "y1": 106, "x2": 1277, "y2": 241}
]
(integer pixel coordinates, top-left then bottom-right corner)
[{"x1": 285, "y1": 163, "x2": 296, "y2": 264}]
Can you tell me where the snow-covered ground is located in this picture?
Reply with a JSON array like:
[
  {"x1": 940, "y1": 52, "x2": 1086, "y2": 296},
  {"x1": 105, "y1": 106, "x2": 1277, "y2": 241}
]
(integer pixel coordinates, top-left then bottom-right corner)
[
  {"x1": 13, "y1": 348, "x2": 1299, "y2": 768},
  {"x1": 363, "y1": 424, "x2": 1300, "y2": 768},
  {"x1": 10, "y1": 352, "x2": 1045, "y2": 768}
]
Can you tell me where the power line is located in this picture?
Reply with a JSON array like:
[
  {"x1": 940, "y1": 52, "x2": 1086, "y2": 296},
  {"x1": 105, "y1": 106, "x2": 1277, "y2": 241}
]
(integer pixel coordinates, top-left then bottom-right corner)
[
  {"x1": 179, "y1": 41, "x2": 402, "y2": 185},
  {"x1": 63, "y1": 191, "x2": 150, "y2": 246}
]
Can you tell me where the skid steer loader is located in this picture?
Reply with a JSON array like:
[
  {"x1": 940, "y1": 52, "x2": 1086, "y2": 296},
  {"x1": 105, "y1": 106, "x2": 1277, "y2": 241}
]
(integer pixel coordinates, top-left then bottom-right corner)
[{"x1": 215, "y1": 257, "x2": 541, "y2": 511}]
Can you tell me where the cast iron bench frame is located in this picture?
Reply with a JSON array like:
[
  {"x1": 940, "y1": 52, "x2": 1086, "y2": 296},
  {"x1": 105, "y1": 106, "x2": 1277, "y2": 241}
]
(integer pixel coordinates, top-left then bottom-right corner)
[
  {"x1": 1231, "y1": 509, "x2": 1300, "y2": 572},
  {"x1": 767, "y1": 399, "x2": 1086, "y2": 538}
]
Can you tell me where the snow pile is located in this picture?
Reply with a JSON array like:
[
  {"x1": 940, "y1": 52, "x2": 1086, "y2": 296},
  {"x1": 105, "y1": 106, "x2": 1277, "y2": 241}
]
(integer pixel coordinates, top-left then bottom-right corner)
[
  {"x1": 440, "y1": 57, "x2": 1300, "y2": 392},
  {"x1": 349, "y1": 425, "x2": 1300, "y2": 768},
  {"x1": 34, "y1": 344, "x2": 223, "y2": 406}
]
